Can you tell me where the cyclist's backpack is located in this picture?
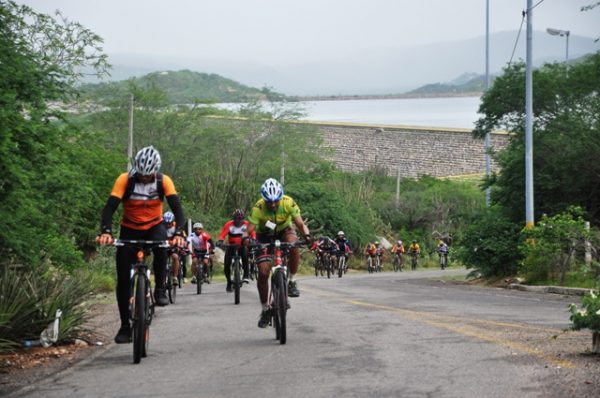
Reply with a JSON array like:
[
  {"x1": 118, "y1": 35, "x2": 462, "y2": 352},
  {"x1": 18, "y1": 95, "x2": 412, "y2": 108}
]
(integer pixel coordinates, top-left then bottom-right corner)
[{"x1": 123, "y1": 172, "x2": 165, "y2": 201}]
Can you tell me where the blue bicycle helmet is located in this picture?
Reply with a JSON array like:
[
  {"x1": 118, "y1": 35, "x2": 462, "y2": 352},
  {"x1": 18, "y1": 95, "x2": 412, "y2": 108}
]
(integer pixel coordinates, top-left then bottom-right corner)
[
  {"x1": 260, "y1": 178, "x2": 283, "y2": 202},
  {"x1": 163, "y1": 211, "x2": 174, "y2": 223}
]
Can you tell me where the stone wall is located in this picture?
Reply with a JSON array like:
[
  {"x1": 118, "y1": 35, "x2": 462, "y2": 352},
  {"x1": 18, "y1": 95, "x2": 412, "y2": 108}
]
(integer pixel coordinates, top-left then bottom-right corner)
[{"x1": 306, "y1": 121, "x2": 510, "y2": 178}]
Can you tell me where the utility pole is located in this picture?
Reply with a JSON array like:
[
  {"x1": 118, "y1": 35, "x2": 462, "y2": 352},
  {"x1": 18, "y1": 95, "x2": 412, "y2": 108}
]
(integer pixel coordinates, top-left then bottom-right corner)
[
  {"x1": 395, "y1": 164, "x2": 400, "y2": 209},
  {"x1": 127, "y1": 93, "x2": 134, "y2": 171},
  {"x1": 484, "y1": 0, "x2": 491, "y2": 206},
  {"x1": 280, "y1": 146, "x2": 285, "y2": 185},
  {"x1": 525, "y1": 0, "x2": 534, "y2": 228}
]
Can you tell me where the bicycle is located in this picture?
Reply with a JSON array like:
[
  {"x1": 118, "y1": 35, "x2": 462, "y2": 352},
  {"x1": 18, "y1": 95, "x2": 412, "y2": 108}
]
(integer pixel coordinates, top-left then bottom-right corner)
[
  {"x1": 219, "y1": 243, "x2": 249, "y2": 305},
  {"x1": 113, "y1": 239, "x2": 170, "y2": 364},
  {"x1": 393, "y1": 252, "x2": 404, "y2": 272},
  {"x1": 438, "y1": 252, "x2": 448, "y2": 270},
  {"x1": 253, "y1": 240, "x2": 304, "y2": 345},
  {"x1": 165, "y1": 255, "x2": 177, "y2": 304},
  {"x1": 375, "y1": 255, "x2": 383, "y2": 272},
  {"x1": 366, "y1": 255, "x2": 375, "y2": 274},
  {"x1": 337, "y1": 253, "x2": 347, "y2": 278},
  {"x1": 248, "y1": 248, "x2": 258, "y2": 281},
  {"x1": 410, "y1": 252, "x2": 419, "y2": 270}
]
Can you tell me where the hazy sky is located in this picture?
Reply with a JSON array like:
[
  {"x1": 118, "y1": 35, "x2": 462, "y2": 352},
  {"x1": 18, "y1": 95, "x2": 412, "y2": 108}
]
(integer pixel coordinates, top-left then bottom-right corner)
[{"x1": 14, "y1": 0, "x2": 600, "y2": 67}]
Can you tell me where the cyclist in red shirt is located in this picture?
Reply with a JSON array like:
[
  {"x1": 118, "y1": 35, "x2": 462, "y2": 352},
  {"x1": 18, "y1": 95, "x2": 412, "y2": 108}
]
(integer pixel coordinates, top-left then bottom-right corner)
[{"x1": 217, "y1": 209, "x2": 256, "y2": 292}]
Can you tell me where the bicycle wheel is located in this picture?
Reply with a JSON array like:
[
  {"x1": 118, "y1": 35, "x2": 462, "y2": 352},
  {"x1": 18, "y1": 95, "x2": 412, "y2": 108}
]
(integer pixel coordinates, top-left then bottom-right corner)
[
  {"x1": 196, "y1": 264, "x2": 202, "y2": 295},
  {"x1": 325, "y1": 256, "x2": 331, "y2": 279},
  {"x1": 132, "y1": 273, "x2": 146, "y2": 364},
  {"x1": 272, "y1": 270, "x2": 287, "y2": 345},
  {"x1": 338, "y1": 256, "x2": 344, "y2": 278},
  {"x1": 233, "y1": 257, "x2": 241, "y2": 305},
  {"x1": 178, "y1": 261, "x2": 183, "y2": 288}
]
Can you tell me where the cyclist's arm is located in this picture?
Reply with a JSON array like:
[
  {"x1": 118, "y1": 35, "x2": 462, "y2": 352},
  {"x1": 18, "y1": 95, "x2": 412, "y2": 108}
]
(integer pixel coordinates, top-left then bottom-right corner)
[
  {"x1": 293, "y1": 214, "x2": 310, "y2": 240},
  {"x1": 165, "y1": 194, "x2": 185, "y2": 234},
  {"x1": 100, "y1": 195, "x2": 121, "y2": 234},
  {"x1": 218, "y1": 221, "x2": 232, "y2": 241}
]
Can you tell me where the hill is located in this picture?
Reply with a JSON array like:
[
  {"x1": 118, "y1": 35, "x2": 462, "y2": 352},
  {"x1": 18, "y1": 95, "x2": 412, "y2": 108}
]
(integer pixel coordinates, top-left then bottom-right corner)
[{"x1": 78, "y1": 70, "x2": 286, "y2": 104}]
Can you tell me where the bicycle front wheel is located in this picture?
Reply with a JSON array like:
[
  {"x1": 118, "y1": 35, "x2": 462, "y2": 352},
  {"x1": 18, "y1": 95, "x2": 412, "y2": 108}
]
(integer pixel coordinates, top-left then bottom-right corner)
[
  {"x1": 338, "y1": 256, "x2": 344, "y2": 278},
  {"x1": 132, "y1": 273, "x2": 146, "y2": 364},
  {"x1": 272, "y1": 271, "x2": 287, "y2": 345},
  {"x1": 196, "y1": 264, "x2": 203, "y2": 295},
  {"x1": 233, "y1": 258, "x2": 241, "y2": 305}
]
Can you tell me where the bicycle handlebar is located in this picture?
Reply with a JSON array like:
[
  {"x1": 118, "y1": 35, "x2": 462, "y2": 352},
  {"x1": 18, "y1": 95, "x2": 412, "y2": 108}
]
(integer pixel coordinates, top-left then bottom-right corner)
[{"x1": 112, "y1": 239, "x2": 171, "y2": 248}]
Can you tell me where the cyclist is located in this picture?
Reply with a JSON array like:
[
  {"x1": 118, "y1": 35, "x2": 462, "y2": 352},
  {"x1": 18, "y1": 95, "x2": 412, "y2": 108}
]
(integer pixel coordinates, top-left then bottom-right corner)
[
  {"x1": 437, "y1": 240, "x2": 449, "y2": 267},
  {"x1": 217, "y1": 209, "x2": 256, "y2": 292},
  {"x1": 97, "y1": 146, "x2": 186, "y2": 344},
  {"x1": 364, "y1": 241, "x2": 378, "y2": 271},
  {"x1": 246, "y1": 178, "x2": 311, "y2": 328},
  {"x1": 164, "y1": 211, "x2": 186, "y2": 285},
  {"x1": 334, "y1": 231, "x2": 353, "y2": 269},
  {"x1": 187, "y1": 222, "x2": 214, "y2": 284},
  {"x1": 408, "y1": 240, "x2": 421, "y2": 269},
  {"x1": 391, "y1": 239, "x2": 405, "y2": 270},
  {"x1": 310, "y1": 235, "x2": 339, "y2": 272}
]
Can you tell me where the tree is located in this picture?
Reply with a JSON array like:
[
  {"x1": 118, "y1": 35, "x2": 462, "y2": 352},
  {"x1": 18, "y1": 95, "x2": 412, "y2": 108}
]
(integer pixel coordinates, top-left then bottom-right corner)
[
  {"x1": 0, "y1": 1, "x2": 112, "y2": 265},
  {"x1": 474, "y1": 53, "x2": 600, "y2": 226}
]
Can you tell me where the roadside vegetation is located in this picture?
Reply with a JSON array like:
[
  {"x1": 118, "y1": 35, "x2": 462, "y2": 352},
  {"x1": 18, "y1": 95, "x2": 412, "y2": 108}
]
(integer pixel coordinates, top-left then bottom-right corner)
[{"x1": 2, "y1": 1, "x2": 600, "y2": 352}]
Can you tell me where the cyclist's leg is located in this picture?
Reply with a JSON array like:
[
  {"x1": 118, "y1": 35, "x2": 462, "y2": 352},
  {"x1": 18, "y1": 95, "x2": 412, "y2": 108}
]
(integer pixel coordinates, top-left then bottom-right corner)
[
  {"x1": 282, "y1": 228, "x2": 300, "y2": 297},
  {"x1": 171, "y1": 252, "x2": 180, "y2": 283},
  {"x1": 191, "y1": 254, "x2": 198, "y2": 283},
  {"x1": 240, "y1": 245, "x2": 250, "y2": 281},
  {"x1": 150, "y1": 224, "x2": 169, "y2": 306}
]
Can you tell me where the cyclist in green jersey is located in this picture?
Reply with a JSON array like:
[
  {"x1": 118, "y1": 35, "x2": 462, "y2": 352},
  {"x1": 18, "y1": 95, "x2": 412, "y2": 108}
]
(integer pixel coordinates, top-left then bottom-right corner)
[{"x1": 246, "y1": 178, "x2": 311, "y2": 328}]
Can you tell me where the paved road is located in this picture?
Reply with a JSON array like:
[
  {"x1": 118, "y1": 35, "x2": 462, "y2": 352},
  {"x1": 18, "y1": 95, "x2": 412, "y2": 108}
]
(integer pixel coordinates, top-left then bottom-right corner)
[{"x1": 12, "y1": 269, "x2": 593, "y2": 397}]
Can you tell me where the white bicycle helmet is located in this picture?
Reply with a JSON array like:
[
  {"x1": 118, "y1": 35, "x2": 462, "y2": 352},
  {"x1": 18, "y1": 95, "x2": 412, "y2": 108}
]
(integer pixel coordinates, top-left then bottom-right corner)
[
  {"x1": 134, "y1": 146, "x2": 161, "y2": 175},
  {"x1": 260, "y1": 178, "x2": 283, "y2": 202},
  {"x1": 193, "y1": 222, "x2": 203, "y2": 229},
  {"x1": 337, "y1": 231, "x2": 345, "y2": 236}
]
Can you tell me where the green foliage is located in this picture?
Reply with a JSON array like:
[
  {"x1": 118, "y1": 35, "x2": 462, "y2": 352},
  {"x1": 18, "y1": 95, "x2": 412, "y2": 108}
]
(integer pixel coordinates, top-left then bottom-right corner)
[
  {"x1": 455, "y1": 206, "x2": 522, "y2": 277},
  {"x1": 0, "y1": 265, "x2": 95, "y2": 352},
  {"x1": 569, "y1": 285, "x2": 600, "y2": 333},
  {"x1": 0, "y1": 1, "x2": 117, "y2": 267},
  {"x1": 520, "y1": 207, "x2": 593, "y2": 284},
  {"x1": 78, "y1": 70, "x2": 288, "y2": 105},
  {"x1": 475, "y1": 53, "x2": 600, "y2": 225}
]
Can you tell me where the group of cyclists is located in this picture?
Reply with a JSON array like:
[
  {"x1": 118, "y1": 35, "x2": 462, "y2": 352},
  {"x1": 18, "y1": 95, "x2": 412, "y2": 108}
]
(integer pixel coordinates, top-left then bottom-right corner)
[
  {"x1": 97, "y1": 146, "x2": 312, "y2": 343},
  {"x1": 309, "y1": 232, "x2": 354, "y2": 277},
  {"x1": 363, "y1": 238, "x2": 450, "y2": 272},
  {"x1": 96, "y1": 145, "x2": 451, "y2": 345}
]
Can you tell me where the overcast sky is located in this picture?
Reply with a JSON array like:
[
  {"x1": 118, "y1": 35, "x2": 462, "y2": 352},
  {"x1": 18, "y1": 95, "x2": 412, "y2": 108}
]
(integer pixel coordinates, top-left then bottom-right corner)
[{"x1": 14, "y1": 0, "x2": 600, "y2": 67}]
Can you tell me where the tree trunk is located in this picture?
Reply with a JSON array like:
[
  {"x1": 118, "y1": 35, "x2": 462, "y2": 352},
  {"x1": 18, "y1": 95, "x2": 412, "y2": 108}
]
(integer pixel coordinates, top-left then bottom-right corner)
[{"x1": 593, "y1": 331, "x2": 600, "y2": 354}]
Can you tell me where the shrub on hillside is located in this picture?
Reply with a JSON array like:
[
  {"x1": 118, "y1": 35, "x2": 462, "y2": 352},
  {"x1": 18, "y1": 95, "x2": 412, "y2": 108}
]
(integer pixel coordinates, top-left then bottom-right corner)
[{"x1": 455, "y1": 206, "x2": 522, "y2": 277}]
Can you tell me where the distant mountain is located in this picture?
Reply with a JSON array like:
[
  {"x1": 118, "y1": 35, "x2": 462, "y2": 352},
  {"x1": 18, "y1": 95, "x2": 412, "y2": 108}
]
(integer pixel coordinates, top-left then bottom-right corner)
[
  {"x1": 78, "y1": 70, "x2": 286, "y2": 104},
  {"x1": 90, "y1": 30, "x2": 600, "y2": 96}
]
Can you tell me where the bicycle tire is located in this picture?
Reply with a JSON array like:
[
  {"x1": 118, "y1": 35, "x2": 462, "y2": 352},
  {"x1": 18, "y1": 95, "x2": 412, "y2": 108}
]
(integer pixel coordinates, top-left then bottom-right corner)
[
  {"x1": 325, "y1": 256, "x2": 331, "y2": 279},
  {"x1": 133, "y1": 273, "x2": 146, "y2": 364},
  {"x1": 234, "y1": 257, "x2": 241, "y2": 305},
  {"x1": 273, "y1": 270, "x2": 287, "y2": 345},
  {"x1": 338, "y1": 256, "x2": 344, "y2": 278},
  {"x1": 196, "y1": 264, "x2": 202, "y2": 295},
  {"x1": 314, "y1": 259, "x2": 319, "y2": 277},
  {"x1": 367, "y1": 257, "x2": 372, "y2": 274},
  {"x1": 178, "y1": 263, "x2": 183, "y2": 288}
]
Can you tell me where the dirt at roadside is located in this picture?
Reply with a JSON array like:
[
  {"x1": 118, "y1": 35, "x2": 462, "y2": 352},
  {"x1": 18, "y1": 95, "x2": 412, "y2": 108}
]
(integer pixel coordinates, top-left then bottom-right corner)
[{"x1": 0, "y1": 297, "x2": 120, "y2": 397}]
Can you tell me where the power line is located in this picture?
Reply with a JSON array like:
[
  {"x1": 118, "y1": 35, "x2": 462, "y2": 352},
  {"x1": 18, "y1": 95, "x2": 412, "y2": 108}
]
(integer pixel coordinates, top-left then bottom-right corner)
[{"x1": 508, "y1": 11, "x2": 526, "y2": 66}]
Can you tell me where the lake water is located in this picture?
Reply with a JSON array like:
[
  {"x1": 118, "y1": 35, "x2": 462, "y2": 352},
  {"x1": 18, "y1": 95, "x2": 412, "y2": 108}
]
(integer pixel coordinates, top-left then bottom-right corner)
[{"x1": 297, "y1": 96, "x2": 482, "y2": 129}]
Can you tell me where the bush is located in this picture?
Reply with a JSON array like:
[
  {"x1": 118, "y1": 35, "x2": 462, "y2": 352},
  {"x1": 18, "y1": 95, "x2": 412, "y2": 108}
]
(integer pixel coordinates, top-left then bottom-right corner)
[
  {"x1": 0, "y1": 265, "x2": 94, "y2": 352},
  {"x1": 569, "y1": 284, "x2": 600, "y2": 334},
  {"x1": 455, "y1": 206, "x2": 522, "y2": 277},
  {"x1": 520, "y1": 207, "x2": 591, "y2": 285}
]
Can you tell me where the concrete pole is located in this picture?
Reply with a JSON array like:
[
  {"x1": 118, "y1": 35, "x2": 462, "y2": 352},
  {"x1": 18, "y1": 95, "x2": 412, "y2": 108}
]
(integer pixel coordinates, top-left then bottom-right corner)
[
  {"x1": 585, "y1": 221, "x2": 591, "y2": 266},
  {"x1": 484, "y1": 0, "x2": 491, "y2": 206},
  {"x1": 525, "y1": 0, "x2": 534, "y2": 228},
  {"x1": 127, "y1": 93, "x2": 134, "y2": 171},
  {"x1": 396, "y1": 164, "x2": 400, "y2": 209}
]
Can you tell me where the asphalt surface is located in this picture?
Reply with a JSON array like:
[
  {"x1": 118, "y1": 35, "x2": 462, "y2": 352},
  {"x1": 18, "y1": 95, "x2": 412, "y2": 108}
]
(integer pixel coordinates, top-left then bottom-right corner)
[{"x1": 10, "y1": 269, "x2": 599, "y2": 398}]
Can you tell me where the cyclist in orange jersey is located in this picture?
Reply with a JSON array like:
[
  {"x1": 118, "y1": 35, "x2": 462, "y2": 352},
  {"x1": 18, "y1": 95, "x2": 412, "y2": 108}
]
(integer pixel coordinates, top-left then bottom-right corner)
[{"x1": 97, "y1": 146, "x2": 186, "y2": 344}]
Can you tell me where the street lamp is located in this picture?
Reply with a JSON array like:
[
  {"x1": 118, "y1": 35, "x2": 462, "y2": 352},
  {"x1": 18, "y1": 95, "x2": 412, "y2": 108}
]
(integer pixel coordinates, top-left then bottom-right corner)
[{"x1": 546, "y1": 27, "x2": 570, "y2": 64}]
